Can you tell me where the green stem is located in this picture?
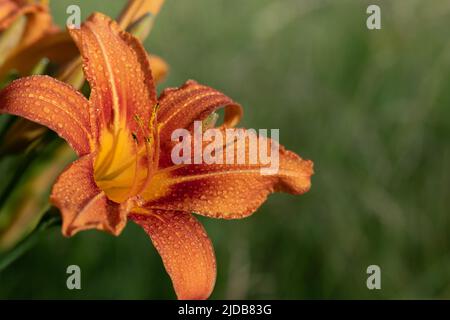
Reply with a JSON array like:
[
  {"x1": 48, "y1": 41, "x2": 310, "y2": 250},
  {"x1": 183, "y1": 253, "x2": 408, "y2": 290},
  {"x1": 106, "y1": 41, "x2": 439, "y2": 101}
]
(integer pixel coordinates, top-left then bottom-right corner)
[
  {"x1": 0, "y1": 131, "x2": 57, "y2": 207},
  {"x1": 0, "y1": 153, "x2": 36, "y2": 207},
  {"x1": 0, "y1": 209, "x2": 61, "y2": 272}
]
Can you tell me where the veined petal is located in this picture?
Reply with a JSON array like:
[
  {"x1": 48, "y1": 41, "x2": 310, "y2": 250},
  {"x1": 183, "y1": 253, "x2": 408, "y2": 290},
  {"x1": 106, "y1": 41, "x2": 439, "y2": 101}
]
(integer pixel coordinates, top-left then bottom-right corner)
[
  {"x1": 130, "y1": 210, "x2": 216, "y2": 300},
  {"x1": 157, "y1": 80, "x2": 243, "y2": 146},
  {"x1": 141, "y1": 129, "x2": 313, "y2": 219},
  {"x1": 0, "y1": 75, "x2": 93, "y2": 156},
  {"x1": 56, "y1": 52, "x2": 168, "y2": 93},
  {"x1": 68, "y1": 13, "x2": 157, "y2": 139},
  {"x1": 51, "y1": 154, "x2": 128, "y2": 237}
]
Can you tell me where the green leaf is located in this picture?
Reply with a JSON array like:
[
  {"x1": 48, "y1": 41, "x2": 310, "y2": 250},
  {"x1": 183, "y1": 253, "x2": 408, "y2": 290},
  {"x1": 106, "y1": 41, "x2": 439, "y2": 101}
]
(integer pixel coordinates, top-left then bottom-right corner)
[{"x1": 0, "y1": 210, "x2": 61, "y2": 272}]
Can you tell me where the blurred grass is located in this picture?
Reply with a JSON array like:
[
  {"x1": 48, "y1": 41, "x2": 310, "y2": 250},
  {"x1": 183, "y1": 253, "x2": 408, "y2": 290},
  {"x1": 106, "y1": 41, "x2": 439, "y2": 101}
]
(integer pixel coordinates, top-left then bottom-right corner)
[{"x1": 1, "y1": 0, "x2": 450, "y2": 299}]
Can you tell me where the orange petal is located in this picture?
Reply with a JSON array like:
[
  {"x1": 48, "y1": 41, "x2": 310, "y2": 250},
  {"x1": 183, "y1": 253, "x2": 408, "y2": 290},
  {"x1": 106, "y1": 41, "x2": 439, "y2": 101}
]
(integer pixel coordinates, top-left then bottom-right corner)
[
  {"x1": 56, "y1": 52, "x2": 167, "y2": 93},
  {"x1": 51, "y1": 154, "x2": 128, "y2": 237},
  {"x1": 157, "y1": 80, "x2": 243, "y2": 146},
  {"x1": 141, "y1": 129, "x2": 313, "y2": 219},
  {"x1": 130, "y1": 210, "x2": 216, "y2": 300},
  {"x1": 68, "y1": 13, "x2": 157, "y2": 140},
  {"x1": 0, "y1": 75, "x2": 93, "y2": 156}
]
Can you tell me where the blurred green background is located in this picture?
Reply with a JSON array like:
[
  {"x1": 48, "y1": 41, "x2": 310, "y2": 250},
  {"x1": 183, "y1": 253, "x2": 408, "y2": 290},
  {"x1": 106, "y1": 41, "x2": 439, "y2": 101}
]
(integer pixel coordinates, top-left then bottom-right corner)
[{"x1": 1, "y1": 0, "x2": 450, "y2": 299}]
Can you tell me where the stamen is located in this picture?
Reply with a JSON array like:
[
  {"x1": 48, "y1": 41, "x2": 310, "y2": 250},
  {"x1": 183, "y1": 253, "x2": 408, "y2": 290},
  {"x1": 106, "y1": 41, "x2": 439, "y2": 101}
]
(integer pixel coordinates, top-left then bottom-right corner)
[
  {"x1": 122, "y1": 132, "x2": 141, "y2": 199},
  {"x1": 130, "y1": 113, "x2": 155, "y2": 195}
]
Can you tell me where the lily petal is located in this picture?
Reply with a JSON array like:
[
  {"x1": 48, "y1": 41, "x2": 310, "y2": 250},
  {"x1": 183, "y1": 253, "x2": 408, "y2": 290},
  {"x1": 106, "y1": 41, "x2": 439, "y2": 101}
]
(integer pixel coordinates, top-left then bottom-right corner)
[
  {"x1": 56, "y1": 52, "x2": 168, "y2": 93},
  {"x1": 51, "y1": 154, "x2": 128, "y2": 237},
  {"x1": 157, "y1": 80, "x2": 243, "y2": 145},
  {"x1": 141, "y1": 129, "x2": 313, "y2": 218},
  {"x1": 68, "y1": 13, "x2": 157, "y2": 139},
  {"x1": 130, "y1": 210, "x2": 216, "y2": 300},
  {"x1": 0, "y1": 75, "x2": 93, "y2": 156}
]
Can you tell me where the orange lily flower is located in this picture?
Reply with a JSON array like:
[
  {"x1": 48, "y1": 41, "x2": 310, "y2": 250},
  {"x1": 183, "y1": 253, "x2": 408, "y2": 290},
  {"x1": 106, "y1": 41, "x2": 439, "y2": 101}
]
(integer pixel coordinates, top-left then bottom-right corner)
[
  {"x1": 0, "y1": 13, "x2": 313, "y2": 299},
  {"x1": 0, "y1": 0, "x2": 167, "y2": 155}
]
